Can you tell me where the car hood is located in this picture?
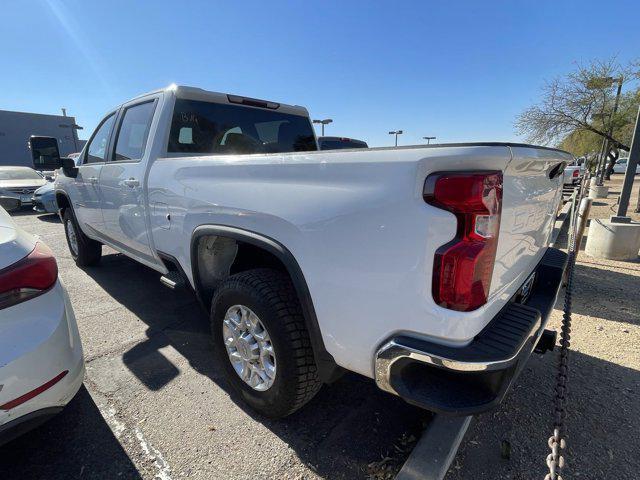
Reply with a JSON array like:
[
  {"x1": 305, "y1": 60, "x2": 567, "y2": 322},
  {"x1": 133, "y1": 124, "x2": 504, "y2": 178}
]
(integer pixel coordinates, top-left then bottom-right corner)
[{"x1": 0, "y1": 178, "x2": 48, "y2": 189}]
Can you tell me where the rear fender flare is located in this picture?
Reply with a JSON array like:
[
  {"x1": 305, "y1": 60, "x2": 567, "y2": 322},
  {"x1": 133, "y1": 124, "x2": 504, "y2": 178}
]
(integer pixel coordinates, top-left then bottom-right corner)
[{"x1": 190, "y1": 225, "x2": 338, "y2": 381}]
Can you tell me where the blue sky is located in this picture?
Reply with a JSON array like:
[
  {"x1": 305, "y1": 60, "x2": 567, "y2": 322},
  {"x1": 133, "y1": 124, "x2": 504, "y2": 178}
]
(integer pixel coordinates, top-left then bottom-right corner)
[{"x1": 2, "y1": 0, "x2": 640, "y2": 147}]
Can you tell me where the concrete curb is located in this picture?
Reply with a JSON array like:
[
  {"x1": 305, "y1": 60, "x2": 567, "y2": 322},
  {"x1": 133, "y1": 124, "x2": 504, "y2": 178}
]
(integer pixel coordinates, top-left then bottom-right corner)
[{"x1": 396, "y1": 416, "x2": 473, "y2": 480}]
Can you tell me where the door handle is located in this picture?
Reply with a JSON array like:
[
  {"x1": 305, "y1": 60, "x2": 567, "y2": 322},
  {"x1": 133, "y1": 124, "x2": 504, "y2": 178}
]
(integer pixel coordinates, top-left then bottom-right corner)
[
  {"x1": 88, "y1": 176, "x2": 98, "y2": 184},
  {"x1": 123, "y1": 178, "x2": 140, "y2": 188}
]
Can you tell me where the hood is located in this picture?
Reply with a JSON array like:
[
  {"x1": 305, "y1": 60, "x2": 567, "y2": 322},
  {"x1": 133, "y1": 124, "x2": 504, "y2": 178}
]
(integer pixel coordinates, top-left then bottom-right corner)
[{"x1": 0, "y1": 178, "x2": 48, "y2": 189}]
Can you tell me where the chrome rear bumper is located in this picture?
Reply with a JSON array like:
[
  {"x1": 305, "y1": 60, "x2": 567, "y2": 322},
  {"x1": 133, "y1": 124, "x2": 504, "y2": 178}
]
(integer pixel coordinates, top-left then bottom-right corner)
[{"x1": 374, "y1": 247, "x2": 567, "y2": 415}]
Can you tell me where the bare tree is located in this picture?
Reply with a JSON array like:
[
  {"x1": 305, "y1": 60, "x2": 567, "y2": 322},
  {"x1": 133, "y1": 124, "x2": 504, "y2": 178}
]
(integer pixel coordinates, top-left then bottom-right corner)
[{"x1": 515, "y1": 58, "x2": 639, "y2": 153}]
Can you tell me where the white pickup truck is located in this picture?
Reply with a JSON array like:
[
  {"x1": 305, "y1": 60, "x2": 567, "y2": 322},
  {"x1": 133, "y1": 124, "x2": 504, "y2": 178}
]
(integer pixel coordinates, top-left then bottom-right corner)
[
  {"x1": 562, "y1": 161, "x2": 584, "y2": 186},
  {"x1": 54, "y1": 85, "x2": 570, "y2": 417}
]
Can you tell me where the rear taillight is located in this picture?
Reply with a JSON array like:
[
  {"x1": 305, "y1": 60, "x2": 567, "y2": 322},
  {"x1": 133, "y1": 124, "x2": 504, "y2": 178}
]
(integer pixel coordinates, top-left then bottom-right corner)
[
  {"x1": 572, "y1": 169, "x2": 579, "y2": 178},
  {"x1": 424, "y1": 171, "x2": 503, "y2": 312},
  {"x1": 0, "y1": 242, "x2": 58, "y2": 309}
]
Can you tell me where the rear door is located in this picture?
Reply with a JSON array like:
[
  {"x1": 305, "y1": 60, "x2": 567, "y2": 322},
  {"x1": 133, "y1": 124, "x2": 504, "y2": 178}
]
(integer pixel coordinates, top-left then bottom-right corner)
[
  {"x1": 98, "y1": 96, "x2": 157, "y2": 260},
  {"x1": 73, "y1": 112, "x2": 117, "y2": 232}
]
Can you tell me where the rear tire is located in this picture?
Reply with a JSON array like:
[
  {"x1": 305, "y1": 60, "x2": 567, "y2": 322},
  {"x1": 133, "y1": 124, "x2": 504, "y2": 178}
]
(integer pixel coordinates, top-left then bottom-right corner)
[
  {"x1": 63, "y1": 208, "x2": 102, "y2": 267},
  {"x1": 210, "y1": 268, "x2": 321, "y2": 418}
]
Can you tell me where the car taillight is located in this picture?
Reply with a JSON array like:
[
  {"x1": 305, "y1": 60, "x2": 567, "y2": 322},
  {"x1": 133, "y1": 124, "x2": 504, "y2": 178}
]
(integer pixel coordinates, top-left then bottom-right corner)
[
  {"x1": 424, "y1": 171, "x2": 503, "y2": 312},
  {"x1": 572, "y1": 169, "x2": 579, "y2": 178},
  {"x1": 0, "y1": 242, "x2": 58, "y2": 309}
]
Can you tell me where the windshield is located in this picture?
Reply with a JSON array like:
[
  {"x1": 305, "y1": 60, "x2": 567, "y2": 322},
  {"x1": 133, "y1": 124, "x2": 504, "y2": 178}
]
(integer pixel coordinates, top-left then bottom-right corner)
[
  {"x1": 168, "y1": 99, "x2": 317, "y2": 154},
  {"x1": 0, "y1": 167, "x2": 44, "y2": 181},
  {"x1": 319, "y1": 139, "x2": 368, "y2": 150}
]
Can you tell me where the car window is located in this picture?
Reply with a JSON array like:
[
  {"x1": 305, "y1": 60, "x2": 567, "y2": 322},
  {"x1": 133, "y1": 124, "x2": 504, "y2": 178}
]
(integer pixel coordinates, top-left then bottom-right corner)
[
  {"x1": 86, "y1": 114, "x2": 116, "y2": 163},
  {"x1": 168, "y1": 99, "x2": 317, "y2": 154},
  {"x1": 113, "y1": 101, "x2": 156, "y2": 161}
]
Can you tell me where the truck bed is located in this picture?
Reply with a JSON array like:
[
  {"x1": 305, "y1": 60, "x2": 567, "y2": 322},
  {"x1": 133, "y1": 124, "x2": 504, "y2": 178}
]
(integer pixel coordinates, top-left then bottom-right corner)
[{"x1": 148, "y1": 142, "x2": 570, "y2": 377}]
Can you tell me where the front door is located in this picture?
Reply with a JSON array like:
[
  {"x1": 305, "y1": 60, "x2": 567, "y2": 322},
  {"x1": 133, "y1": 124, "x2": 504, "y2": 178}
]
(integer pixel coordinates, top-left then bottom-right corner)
[
  {"x1": 73, "y1": 113, "x2": 116, "y2": 232},
  {"x1": 98, "y1": 99, "x2": 157, "y2": 260}
]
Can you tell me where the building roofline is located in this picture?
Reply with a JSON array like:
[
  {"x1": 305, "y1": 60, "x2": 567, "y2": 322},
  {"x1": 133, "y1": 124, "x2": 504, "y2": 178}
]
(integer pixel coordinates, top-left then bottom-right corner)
[{"x1": 0, "y1": 109, "x2": 77, "y2": 121}]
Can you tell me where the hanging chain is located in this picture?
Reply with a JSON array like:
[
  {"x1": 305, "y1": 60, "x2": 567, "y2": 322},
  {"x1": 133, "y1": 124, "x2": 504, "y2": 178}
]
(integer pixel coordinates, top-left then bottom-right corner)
[{"x1": 545, "y1": 186, "x2": 581, "y2": 480}]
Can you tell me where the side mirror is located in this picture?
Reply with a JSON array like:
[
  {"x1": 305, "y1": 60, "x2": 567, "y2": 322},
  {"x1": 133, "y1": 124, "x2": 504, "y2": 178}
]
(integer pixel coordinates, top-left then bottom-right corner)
[
  {"x1": 29, "y1": 136, "x2": 62, "y2": 170},
  {"x1": 41, "y1": 155, "x2": 64, "y2": 170},
  {"x1": 61, "y1": 157, "x2": 79, "y2": 178},
  {"x1": 0, "y1": 196, "x2": 21, "y2": 213}
]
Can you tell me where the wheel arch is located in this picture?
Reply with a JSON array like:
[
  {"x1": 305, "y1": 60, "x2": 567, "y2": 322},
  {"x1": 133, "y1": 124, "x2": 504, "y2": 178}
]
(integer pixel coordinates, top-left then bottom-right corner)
[
  {"x1": 55, "y1": 190, "x2": 71, "y2": 217},
  {"x1": 190, "y1": 225, "x2": 338, "y2": 381}
]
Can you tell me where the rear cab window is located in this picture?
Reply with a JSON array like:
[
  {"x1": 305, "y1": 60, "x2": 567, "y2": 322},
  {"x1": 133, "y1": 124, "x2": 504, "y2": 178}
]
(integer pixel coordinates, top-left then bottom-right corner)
[{"x1": 167, "y1": 99, "x2": 317, "y2": 155}]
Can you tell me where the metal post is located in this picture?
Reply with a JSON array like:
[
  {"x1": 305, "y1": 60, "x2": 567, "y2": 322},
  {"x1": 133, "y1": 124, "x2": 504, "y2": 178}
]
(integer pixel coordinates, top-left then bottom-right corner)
[
  {"x1": 595, "y1": 137, "x2": 607, "y2": 185},
  {"x1": 597, "y1": 139, "x2": 609, "y2": 185},
  {"x1": 603, "y1": 78, "x2": 624, "y2": 180},
  {"x1": 613, "y1": 106, "x2": 640, "y2": 220},
  {"x1": 313, "y1": 119, "x2": 332, "y2": 137},
  {"x1": 574, "y1": 197, "x2": 593, "y2": 251},
  {"x1": 389, "y1": 130, "x2": 403, "y2": 147}
]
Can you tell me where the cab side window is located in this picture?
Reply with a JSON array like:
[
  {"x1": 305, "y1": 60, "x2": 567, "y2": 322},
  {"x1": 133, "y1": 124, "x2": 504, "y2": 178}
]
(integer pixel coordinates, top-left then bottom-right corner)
[
  {"x1": 86, "y1": 114, "x2": 116, "y2": 163},
  {"x1": 112, "y1": 101, "x2": 156, "y2": 161}
]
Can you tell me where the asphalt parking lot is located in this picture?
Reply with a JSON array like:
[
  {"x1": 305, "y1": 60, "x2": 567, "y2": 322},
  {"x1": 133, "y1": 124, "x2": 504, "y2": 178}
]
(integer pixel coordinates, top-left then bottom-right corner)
[
  {"x1": 1, "y1": 210, "x2": 428, "y2": 480},
  {"x1": 3, "y1": 177, "x2": 639, "y2": 480}
]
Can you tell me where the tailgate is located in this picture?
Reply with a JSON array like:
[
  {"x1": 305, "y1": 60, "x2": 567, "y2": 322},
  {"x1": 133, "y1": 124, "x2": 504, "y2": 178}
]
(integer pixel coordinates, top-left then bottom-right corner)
[{"x1": 490, "y1": 146, "x2": 570, "y2": 301}]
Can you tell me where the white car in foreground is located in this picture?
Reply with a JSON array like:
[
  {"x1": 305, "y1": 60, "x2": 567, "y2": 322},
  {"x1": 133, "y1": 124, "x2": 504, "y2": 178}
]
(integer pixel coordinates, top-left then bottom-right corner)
[{"x1": 0, "y1": 205, "x2": 84, "y2": 446}]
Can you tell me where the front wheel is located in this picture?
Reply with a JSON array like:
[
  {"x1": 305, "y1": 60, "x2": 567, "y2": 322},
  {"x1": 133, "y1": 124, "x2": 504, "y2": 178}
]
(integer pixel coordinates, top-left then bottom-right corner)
[
  {"x1": 63, "y1": 208, "x2": 102, "y2": 267},
  {"x1": 210, "y1": 268, "x2": 321, "y2": 418}
]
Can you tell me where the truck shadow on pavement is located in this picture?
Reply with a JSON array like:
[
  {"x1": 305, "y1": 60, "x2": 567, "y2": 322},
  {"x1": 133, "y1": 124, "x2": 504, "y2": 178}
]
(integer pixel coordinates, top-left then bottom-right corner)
[
  {"x1": 1, "y1": 386, "x2": 142, "y2": 480},
  {"x1": 83, "y1": 252, "x2": 429, "y2": 479}
]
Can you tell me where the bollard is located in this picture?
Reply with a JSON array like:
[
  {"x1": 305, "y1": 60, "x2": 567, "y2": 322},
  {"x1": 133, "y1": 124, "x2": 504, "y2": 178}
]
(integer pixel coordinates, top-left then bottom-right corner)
[{"x1": 574, "y1": 197, "x2": 592, "y2": 251}]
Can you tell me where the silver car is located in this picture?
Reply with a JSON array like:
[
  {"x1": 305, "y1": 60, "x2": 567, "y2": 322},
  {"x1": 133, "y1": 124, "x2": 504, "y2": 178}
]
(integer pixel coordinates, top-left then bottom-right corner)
[{"x1": 0, "y1": 167, "x2": 48, "y2": 206}]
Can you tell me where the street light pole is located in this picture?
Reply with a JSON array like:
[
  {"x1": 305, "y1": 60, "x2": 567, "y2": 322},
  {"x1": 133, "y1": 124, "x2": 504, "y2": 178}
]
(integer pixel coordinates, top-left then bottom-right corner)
[
  {"x1": 423, "y1": 136, "x2": 436, "y2": 145},
  {"x1": 312, "y1": 119, "x2": 333, "y2": 136},
  {"x1": 389, "y1": 130, "x2": 403, "y2": 146},
  {"x1": 615, "y1": 106, "x2": 640, "y2": 220},
  {"x1": 601, "y1": 77, "x2": 625, "y2": 182},
  {"x1": 589, "y1": 76, "x2": 624, "y2": 185},
  {"x1": 592, "y1": 112, "x2": 611, "y2": 185}
]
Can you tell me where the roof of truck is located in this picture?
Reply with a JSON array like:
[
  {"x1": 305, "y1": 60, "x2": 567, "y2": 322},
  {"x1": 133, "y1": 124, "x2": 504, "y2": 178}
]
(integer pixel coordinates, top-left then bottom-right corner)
[{"x1": 129, "y1": 84, "x2": 310, "y2": 117}]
